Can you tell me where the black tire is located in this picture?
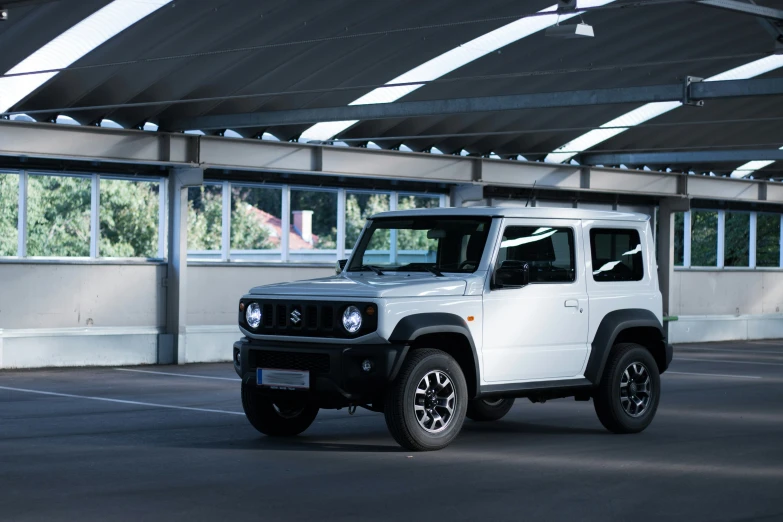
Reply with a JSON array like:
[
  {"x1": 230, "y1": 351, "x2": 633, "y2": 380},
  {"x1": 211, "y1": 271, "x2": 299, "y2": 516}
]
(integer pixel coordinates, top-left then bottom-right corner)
[
  {"x1": 593, "y1": 343, "x2": 661, "y2": 434},
  {"x1": 384, "y1": 349, "x2": 468, "y2": 451},
  {"x1": 466, "y1": 397, "x2": 515, "y2": 422},
  {"x1": 241, "y1": 385, "x2": 319, "y2": 437}
]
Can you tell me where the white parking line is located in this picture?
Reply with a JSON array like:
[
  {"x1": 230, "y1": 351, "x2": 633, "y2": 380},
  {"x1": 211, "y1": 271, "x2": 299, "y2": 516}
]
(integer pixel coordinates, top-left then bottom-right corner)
[
  {"x1": 666, "y1": 371, "x2": 762, "y2": 380},
  {"x1": 679, "y1": 347, "x2": 783, "y2": 356},
  {"x1": 0, "y1": 385, "x2": 244, "y2": 416},
  {"x1": 114, "y1": 368, "x2": 240, "y2": 382},
  {"x1": 677, "y1": 357, "x2": 783, "y2": 367}
]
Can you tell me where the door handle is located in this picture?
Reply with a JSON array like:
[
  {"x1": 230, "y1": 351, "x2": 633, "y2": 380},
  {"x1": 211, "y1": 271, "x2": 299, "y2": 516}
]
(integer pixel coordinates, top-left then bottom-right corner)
[{"x1": 564, "y1": 299, "x2": 579, "y2": 308}]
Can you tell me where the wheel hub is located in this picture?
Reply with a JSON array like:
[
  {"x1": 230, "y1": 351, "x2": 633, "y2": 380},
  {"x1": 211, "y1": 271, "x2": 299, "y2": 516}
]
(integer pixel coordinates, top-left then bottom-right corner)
[
  {"x1": 619, "y1": 362, "x2": 652, "y2": 418},
  {"x1": 414, "y1": 370, "x2": 457, "y2": 434}
]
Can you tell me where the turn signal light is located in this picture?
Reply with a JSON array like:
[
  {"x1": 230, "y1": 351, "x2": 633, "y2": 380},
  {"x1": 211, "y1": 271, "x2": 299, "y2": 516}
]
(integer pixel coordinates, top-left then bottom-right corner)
[
  {"x1": 366, "y1": 305, "x2": 376, "y2": 316},
  {"x1": 467, "y1": 316, "x2": 475, "y2": 322},
  {"x1": 239, "y1": 302, "x2": 245, "y2": 312}
]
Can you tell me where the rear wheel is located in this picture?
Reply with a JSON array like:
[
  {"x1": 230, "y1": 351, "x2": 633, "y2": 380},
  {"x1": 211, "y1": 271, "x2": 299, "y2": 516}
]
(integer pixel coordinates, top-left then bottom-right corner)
[
  {"x1": 593, "y1": 343, "x2": 660, "y2": 434},
  {"x1": 384, "y1": 349, "x2": 468, "y2": 451},
  {"x1": 466, "y1": 397, "x2": 515, "y2": 422},
  {"x1": 241, "y1": 385, "x2": 319, "y2": 437}
]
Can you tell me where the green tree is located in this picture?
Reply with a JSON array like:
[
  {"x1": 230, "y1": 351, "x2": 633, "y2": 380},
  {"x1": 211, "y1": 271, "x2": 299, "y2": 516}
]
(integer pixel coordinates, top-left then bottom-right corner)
[
  {"x1": 691, "y1": 211, "x2": 718, "y2": 266},
  {"x1": 346, "y1": 193, "x2": 389, "y2": 250},
  {"x1": 187, "y1": 186, "x2": 223, "y2": 250},
  {"x1": 230, "y1": 201, "x2": 273, "y2": 250},
  {"x1": 0, "y1": 173, "x2": 18, "y2": 256},
  {"x1": 27, "y1": 175, "x2": 91, "y2": 257},
  {"x1": 757, "y1": 213, "x2": 780, "y2": 267},
  {"x1": 724, "y1": 212, "x2": 749, "y2": 267},
  {"x1": 100, "y1": 179, "x2": 159, "y2": 257}
]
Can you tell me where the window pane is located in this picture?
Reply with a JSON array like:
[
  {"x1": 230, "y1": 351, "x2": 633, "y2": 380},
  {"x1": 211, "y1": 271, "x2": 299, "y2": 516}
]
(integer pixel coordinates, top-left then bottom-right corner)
[
  {"x1": 346, "y1": 192, "x2": 390, "y2": 251},
  {"x1": 590, "y1": 228, "x2": 644, "y2": 282},
  {"x1": 499, "y1": 226, "x2": 575, "y2": 283},
  {"x1": 674, "y1": 212, "x2": 684, "y2": 266},
  {"x1": 99, "y1": 178, "x2": 159, "y2": 258},
  {"x1": 397, "y1": 194, "x2": 440, "y2": 210},
  {"x1": 724, "y1": 212, "x2": 749, "y2": 267},
  {"x1": 27, "y1": 174, "x2": 90, "y2": 257},
  {"x1": 187, "y1": 185, "x2": 222, "y2": 252},
  {"x1": 0, "y1": 172, "x2": 18, "y2": 256},
  {"x1": 757, "y1": 214, "x2": 780, "y2": 267},
  {"x1": 290, "y1": 189, "x2": 337, "y2": 262},
  {"x1": 691, "y1": 211, "x2": 718, "y2": 267},
  {"x1": 230, "y1": 186, "x2": 282, "y2": 261}
]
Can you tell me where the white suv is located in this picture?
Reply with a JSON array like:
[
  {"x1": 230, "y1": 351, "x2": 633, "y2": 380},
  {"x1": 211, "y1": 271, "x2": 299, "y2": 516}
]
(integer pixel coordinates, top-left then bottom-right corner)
[{"x1": 233, "y1": 207, "x2": 672, "y2": 451}]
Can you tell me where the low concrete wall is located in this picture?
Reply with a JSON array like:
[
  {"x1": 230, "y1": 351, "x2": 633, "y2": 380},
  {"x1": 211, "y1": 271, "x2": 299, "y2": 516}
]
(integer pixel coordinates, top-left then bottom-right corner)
[
  {"x1": 670, "y1": 270, "x2": 783, "y2": 316},
  {"x1": 668, "y1": 314, "x2": 783, "y2": 344}
]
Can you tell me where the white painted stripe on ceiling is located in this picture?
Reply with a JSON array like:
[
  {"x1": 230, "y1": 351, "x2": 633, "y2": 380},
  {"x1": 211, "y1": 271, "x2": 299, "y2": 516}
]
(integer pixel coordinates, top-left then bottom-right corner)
[
  {"x1": 0, "y1": 0, "x2": 174, "y2": 113},
  {"x1": 300, "y1": 0, "x2": 617, "y2": 142}
]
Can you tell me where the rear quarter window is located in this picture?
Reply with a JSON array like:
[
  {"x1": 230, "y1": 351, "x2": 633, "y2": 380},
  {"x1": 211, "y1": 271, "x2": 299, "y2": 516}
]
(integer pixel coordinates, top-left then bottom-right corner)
[{"x1": 590, "y1": 228, "x2": 644, "y2": 282}]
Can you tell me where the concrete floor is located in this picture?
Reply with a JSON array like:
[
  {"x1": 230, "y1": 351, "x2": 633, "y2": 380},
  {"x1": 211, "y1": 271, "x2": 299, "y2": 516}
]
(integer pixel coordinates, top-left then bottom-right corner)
[{"x1": 1, "y1": 341, "x2": 782, "y2": 522}]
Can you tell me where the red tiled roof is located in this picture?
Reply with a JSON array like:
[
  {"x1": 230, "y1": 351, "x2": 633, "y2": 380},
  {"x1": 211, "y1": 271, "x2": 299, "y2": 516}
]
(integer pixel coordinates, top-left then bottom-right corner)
[{"x1": 246, "y1": 207, "x2": 318, "y2": 250}]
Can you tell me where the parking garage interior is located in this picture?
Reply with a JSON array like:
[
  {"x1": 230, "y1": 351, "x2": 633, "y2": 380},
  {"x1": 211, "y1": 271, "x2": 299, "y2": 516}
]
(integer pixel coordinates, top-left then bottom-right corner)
[{"x1": 2, "y1": 0, "x2": 783, "y2": 520}]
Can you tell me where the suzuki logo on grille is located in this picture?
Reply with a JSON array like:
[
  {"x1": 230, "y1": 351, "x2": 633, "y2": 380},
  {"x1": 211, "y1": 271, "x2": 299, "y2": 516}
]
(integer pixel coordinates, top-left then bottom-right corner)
[{"x1": 290, "y1": 308, "x2": 302, "y2": 325}]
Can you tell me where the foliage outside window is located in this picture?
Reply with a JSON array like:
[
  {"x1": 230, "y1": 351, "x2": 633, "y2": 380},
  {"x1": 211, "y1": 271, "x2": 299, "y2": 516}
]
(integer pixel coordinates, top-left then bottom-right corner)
[
  {"x1": 230, "y1": 186, "x2": 281, "y2": 251},
  {"x1": 691, "y1": 211, "x2": 718, "y2": 267},
  {"x1": 27, "y1": 174, "x2": 91, "y2": 257},
  {"x1": 757, "y1": 213, "x2": 780, "y2": 267},
  {"x1": 398, "y1": 194, "x2": 440, "y2": 210},
  {"x1": 674, "y1": 212, "x2": 684, "y2": 266},
  {"x1": 724, "y1": 212, "x2": 749, "y2": 267},
  {"x1": 290, "y1": 189, "x2": 337, "y2": 251},
  {"x1": 0, "y1": 173, "x2": 18, "y2": 256},
  {"x1": 99, "y1": 178, "x2": 159, "y2": 258},
  {"x1": 346, "y1": 192, "x2": 390, "y2": 251},
  {"x1": 187, "y1": 185, "x2": 223, "y2": 251}
]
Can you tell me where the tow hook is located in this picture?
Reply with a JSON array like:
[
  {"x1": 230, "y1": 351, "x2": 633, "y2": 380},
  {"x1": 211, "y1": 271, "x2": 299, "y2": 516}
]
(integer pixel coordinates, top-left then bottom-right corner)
[{"x1": 348, "y1": 405, "x2": 357, "y2": 415}]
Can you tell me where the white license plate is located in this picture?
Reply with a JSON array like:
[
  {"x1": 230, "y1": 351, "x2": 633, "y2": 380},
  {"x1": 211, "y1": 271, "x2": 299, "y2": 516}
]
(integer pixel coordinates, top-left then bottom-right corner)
[{"x1": 257, "y1": 368, "x2": 310, "y2": 389}]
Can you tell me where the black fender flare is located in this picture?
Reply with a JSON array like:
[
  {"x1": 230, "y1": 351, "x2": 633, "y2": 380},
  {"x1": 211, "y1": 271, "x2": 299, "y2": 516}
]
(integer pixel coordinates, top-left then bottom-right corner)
[
  {"x1": 585, "y1": 309, "x2": 665, "y2": 384},
  {"x1": 389, "y1": 313, "x2": 481, "y2": 397}
]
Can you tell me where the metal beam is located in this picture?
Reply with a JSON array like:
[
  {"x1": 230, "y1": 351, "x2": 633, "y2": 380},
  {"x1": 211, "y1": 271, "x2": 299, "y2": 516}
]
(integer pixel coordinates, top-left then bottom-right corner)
[
  {"x1": 583, "y1": 149, "x2": 783, "y2": 166},
  {"x1": 697, "y1": 0, "x2": 783, "y2": 21},
  {"x1": 159, "y1": 77, "x2": 783, "y2": 131}
]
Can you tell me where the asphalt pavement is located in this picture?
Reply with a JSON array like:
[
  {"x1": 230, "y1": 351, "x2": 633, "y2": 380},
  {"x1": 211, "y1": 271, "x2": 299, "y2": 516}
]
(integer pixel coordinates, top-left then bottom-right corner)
[{"x1": 1, "y1": 341, "x2": 782, "y2": 522}]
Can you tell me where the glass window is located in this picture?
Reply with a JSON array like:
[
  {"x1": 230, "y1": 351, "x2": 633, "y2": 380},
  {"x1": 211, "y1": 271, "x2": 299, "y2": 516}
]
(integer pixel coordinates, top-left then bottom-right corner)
[
  {"x1": 99, "y1": 178, "x2": 160, "y2": 258},
  {"x1": 691, "y1": 211, "x2": 718, "y2": 267},
  {"x1": 349, "y1": 217, "x2": 490, "y2": 273},
  {"x1": 346, "y1": 192, "x2": 390, "y2": 251},
  {"x1": 290, "y1": 189, "x2": 337, "y2": 262},
  {"x1": 724, "y1": 212, "x2": 749, "y2": 267},
  {"x1": 187, "y1": 184, "x2": 223, "y2": 253},
  {"x1": 0, "y1": 172, "x2": 19, "y2": 256},
  {"x1": 590, "y1": 228, "x2": 643, "y2": 282},
  {"x1": 757, "y1": 213, "x2": 780, "y2": 267},
  {"x1": 27, "y1": 174, "x2": 91, "y2": 257},
  {"x1": 397, "y1": 194, "x2": 441, "y2": 210},
  {"x1": 674, "y1": 212, "x2": 684, "y2": 266},
  {"x1": 499, "y1": 226, "x2": 575, "y2": 283},
  {"x1": 230, "y1": 185, "x2": 282, "y2": 261}
]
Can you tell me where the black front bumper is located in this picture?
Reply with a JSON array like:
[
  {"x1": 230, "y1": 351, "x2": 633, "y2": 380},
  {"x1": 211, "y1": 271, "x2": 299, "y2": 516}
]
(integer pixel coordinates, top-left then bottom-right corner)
[{"x1": 233, "y1": 338, "x2": 408, "y2": 408}]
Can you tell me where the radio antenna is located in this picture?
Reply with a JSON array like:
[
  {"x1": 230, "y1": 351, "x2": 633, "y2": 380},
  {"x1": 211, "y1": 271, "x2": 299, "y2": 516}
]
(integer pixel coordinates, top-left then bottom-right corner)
[{"x1": 525, "y1": 180, "x2": 537, "y2": 207}]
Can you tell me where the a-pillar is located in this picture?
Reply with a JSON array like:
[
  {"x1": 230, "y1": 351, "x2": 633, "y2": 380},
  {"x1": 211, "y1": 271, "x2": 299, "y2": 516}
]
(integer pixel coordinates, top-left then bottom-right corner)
[
  {"x1": 656, "y1": 197, "x2": 690, "y2": 333},
  {"x1": 163, "y1": 166, "x2": 203, "y2": 365}
]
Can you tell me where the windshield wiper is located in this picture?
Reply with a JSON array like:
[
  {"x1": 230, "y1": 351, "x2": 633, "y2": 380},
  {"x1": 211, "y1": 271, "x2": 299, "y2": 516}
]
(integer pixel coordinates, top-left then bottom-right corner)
[
  {"x1": 399, "y1": 263, "x2": 444, "y2": 277},
  {"x1": 421, "y1": 266, "x2": 444, "y2": 277},
  {"x1": 359, "y1": 264, "x2": 385, "y2": 275}
]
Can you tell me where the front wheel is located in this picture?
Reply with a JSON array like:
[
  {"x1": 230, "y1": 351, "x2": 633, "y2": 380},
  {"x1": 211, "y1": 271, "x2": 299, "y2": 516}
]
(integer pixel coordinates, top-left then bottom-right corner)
[
  {"x1": 466, "y1": 397, "x2": 515, "y2": 422},
  {"x1": 241, "y1": 385, "x2": 319, "y2": 437},
  {"x1": 384, "y1": 349, "x2": 468, "y2": 451},
  {"x1": 593, "y1": 343, "x2": 660, "y2": 434}
]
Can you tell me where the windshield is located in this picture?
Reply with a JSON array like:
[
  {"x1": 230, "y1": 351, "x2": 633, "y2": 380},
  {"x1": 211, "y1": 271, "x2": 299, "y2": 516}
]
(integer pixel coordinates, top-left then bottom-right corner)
[{"x1": 348, "y1": 216, "x2": 492, "y2": 274}]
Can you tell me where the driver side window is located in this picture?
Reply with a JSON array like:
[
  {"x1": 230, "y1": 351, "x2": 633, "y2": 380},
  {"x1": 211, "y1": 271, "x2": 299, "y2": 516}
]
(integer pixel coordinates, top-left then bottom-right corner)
[{"x1": 499, "y1": 226, "x2": 575, "y2": 283}]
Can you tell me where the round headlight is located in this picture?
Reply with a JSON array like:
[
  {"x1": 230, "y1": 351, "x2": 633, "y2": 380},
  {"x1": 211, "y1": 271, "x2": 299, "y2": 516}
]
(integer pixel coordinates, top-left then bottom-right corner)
[
  {"x1": 342, "y1": 305, "x2": 362, "y2": 334},
  {"x1": 246, "y1": 303, "x2": 262, "y2": 329}
]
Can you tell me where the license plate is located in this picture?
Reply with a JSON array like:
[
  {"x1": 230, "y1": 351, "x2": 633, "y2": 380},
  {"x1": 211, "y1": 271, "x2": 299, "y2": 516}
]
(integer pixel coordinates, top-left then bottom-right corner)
[{"x1": 257, "y1": 368, "x2": 310, "y2": 389}]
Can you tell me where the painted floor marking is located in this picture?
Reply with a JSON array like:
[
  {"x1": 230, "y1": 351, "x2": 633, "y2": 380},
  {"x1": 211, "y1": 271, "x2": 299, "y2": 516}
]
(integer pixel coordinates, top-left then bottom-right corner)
[
  {"x1": 114, "y1": 368, "x2": 240, "y2": 381},
  {"x1": 0, "y1": 385, "x2": 244, "y2": 416},
  {"x1": 666, "y1": 371, "x2": 762, "y2": 380},
  {"x1": 679, "y1": 347, "x2": 783, "y2": 356},
  {"x1": 677, "y1": 357, "x2": 783, "y2": 367}
]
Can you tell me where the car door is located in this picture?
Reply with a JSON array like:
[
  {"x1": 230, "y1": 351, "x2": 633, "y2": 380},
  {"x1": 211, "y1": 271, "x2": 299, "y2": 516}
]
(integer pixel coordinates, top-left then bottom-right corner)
[{"x1": 481, "y1": 218, "x2": 589, "y2": 383}]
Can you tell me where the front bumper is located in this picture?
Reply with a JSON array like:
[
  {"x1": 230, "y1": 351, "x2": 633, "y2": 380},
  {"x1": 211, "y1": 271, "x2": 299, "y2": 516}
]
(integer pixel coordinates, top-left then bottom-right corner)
[{"x1": 233, "y1": 338, "x2": 408, "y2": 408}]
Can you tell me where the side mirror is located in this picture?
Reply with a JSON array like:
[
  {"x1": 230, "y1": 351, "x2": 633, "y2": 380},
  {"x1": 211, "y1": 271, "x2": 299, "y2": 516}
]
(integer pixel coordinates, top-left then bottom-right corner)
[
  {"x1": 336, "y1": 259, "x2": 348, "y2": 274},
  {"x1": 493, "y1": 261, "x2": 530, "y2": 289}
]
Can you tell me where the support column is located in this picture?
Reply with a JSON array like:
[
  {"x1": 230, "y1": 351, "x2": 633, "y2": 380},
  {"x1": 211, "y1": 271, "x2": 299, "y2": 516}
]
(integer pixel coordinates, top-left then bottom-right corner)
[
  {"x1": 657, "y1": 198, "x2": 690, "y2": 324},
  {"x1": 164, "y1": 166, "x2": 203, "y2": 365}
]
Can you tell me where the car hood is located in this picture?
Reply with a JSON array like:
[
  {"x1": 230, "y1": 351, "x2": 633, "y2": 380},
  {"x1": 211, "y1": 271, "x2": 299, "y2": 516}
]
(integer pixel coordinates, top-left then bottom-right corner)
[{"x1": 248, "y1": 273, "x2": 469, "y2": 298}]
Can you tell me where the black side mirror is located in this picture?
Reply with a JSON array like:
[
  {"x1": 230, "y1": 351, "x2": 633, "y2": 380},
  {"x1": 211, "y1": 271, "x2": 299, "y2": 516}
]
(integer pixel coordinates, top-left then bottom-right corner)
[
  {"x1": 336, "y1": 259, "x2": 348, "y2": 274},
  {"x1": 494, "y1": 261, "x2": 530, "y2": 289}
]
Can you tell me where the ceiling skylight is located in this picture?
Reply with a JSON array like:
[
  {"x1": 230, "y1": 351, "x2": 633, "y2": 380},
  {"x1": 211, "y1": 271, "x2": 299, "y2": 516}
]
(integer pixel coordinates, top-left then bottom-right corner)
[
  {"x1": 545, "y1": 55, "x2": 783, "y2": 164},
  {"x1": 730, "y1": 153, "x2": 780, "y2": 178},
  {"x1": 300, "y1": 0, "x2": 617, "y2": 142},
  {"x1": 0, "y1": 0, "x2": 173, "y2": 113}
]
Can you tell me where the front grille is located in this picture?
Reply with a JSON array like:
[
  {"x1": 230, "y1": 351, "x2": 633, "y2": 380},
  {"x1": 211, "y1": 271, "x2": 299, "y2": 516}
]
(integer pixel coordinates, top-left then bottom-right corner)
[
  {"x1": 240, "y1": 299, "x2": 377, "y2": 338},
  {"x1": 250, "y1": 350, "x2": 331, "y2": 374}
]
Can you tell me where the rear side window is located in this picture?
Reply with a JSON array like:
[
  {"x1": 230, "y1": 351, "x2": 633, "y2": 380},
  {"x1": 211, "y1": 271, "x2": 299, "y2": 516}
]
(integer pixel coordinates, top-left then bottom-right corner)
[
  {"x1": 590, "y1": 228, "x2": 644, "y2": 282},
  {"x1": 498, "y1": 226, "x2": 575, "y2": 283}
]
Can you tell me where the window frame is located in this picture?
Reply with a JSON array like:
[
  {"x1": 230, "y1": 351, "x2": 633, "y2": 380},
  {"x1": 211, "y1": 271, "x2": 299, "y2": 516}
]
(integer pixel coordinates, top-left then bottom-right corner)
[{"x1": 588, "y1": 227, "x2": 645, "y2": 283}]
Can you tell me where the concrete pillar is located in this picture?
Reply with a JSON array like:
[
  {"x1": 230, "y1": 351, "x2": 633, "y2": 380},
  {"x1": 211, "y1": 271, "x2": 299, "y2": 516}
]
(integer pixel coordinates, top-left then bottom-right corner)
[
  {"x1": 163, "y1": 166, "x2": 203, "y2": 365},
  {"x1": 657, "y1": 198, "x2": 690, "y2": 323}
]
